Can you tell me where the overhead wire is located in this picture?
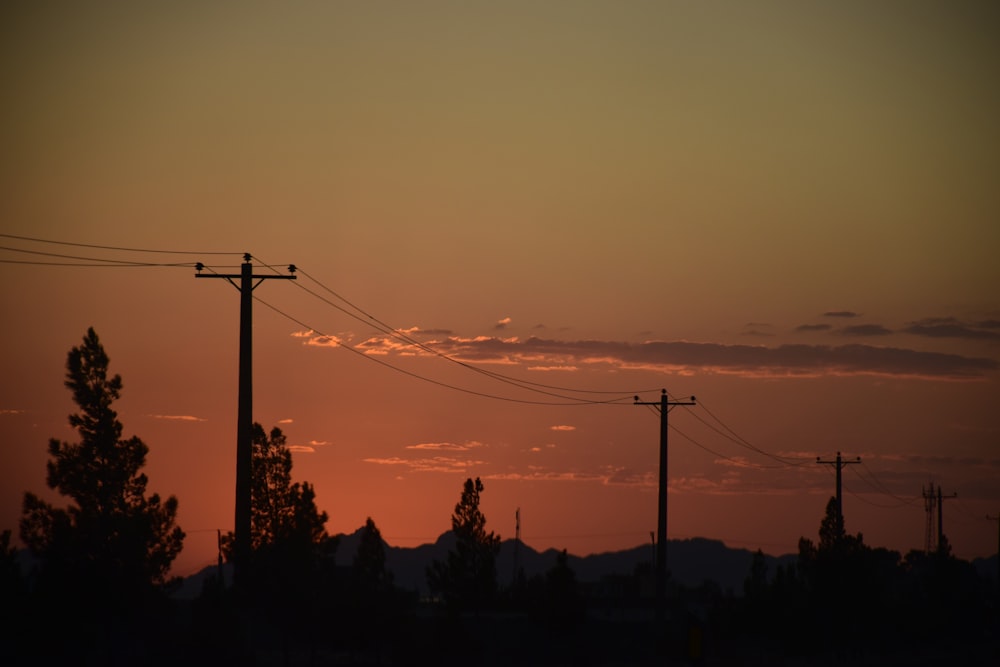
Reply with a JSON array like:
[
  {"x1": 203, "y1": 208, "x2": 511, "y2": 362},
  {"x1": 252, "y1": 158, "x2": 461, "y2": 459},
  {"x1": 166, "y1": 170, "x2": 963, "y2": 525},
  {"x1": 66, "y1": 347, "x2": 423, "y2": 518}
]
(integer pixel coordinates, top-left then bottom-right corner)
[
  {"x1": 0, "y1": 232, "x2": 241, "y2": 256},
  {"x1": 252, "y1": 291, "x2": 629, "y2": 406},
  {"x1": 640, "y1": 403, "x2": 789, "y2": 470},
  {"x1": 249, "y1": 255, "x2": 651, "y2": 405},
  {"x1": 0, "y1": 244, "x2": 201, "y2": 267},
  {"x1": 692, "y1": 398, "x2": 813, "y2": 468},
  {"x1": 855, "y1": 462, "x2": 922, "y2": 507}
]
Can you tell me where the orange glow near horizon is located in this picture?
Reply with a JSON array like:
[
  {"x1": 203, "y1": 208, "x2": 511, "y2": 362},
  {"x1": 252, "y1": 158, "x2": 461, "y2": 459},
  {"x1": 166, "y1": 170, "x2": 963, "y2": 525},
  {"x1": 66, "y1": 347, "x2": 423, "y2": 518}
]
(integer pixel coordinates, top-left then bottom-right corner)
[{"x1": 1, "y1": 3, "x2": 999, "y2": 580}]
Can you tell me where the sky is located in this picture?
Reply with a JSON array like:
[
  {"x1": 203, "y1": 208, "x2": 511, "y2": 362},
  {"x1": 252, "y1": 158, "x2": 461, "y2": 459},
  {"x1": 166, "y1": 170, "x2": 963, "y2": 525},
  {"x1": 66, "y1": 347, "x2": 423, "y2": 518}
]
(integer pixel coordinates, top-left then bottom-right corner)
[{"x1": 1, "y1": 1, "x2": 998, "y2": 579}]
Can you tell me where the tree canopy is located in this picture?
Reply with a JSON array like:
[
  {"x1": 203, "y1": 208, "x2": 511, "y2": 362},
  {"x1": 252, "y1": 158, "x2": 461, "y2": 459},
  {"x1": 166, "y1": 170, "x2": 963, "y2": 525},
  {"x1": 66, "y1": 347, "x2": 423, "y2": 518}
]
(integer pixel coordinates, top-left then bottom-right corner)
[
  {"x1": 427, "y1": 476, "x2": 501, "y2": 610},
  {"x1": 20, "y1": 327, "x2": 184, "y2": 606}
]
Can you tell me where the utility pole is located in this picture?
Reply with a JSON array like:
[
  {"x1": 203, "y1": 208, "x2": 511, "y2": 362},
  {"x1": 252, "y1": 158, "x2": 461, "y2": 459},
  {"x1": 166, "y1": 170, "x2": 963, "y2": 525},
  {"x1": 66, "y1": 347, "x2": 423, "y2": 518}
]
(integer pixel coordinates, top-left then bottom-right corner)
[
  {"x1": 634, "y1": 389, "x2": 695, "y2": 619},
  {"x1": 196, "y1": 254, "x2": 296, "y2": 590},
  {"x1": 816, "y1": 452, "x2": 861, "y2": 538},
  {"x1": 936, "y1": 486, "x2": 957, "y2": 553}
]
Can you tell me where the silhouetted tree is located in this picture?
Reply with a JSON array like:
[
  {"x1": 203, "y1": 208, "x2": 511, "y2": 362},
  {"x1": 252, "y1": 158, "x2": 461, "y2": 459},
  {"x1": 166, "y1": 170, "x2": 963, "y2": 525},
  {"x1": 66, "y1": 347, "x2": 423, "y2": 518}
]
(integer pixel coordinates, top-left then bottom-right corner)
[
  {"x1": 353, "y1": 516, "x2": 393, "y2": 593},
  {"x1": 544, "y1": 549, "x2": 583, "y2": 632},
  {"x1": 220, "y1": 422, "x2": 335, "y2": 657},
  {"x1": 427, "y1": 477, "x2": 501, "y2": 611},
  {"x1": 20, "y1": 328, "x2": 185, "y2": 609},
  {"x1": 0, "y1": 529, "x2": 30, "y2": 662},
  {"x1": 222, "y1": 423, "x2": 333, "y2": 562}
]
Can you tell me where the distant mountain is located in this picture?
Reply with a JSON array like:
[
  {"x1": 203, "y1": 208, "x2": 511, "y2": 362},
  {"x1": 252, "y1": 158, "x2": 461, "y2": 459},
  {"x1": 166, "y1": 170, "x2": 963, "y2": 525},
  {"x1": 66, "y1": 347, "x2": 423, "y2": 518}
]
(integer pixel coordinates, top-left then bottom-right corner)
[
  {"x1": 173, "y1": 529, "x2": 996, "y2": 601},
  {"x1": 334, "y1": 528, "x2": 796, "y2": 596}
]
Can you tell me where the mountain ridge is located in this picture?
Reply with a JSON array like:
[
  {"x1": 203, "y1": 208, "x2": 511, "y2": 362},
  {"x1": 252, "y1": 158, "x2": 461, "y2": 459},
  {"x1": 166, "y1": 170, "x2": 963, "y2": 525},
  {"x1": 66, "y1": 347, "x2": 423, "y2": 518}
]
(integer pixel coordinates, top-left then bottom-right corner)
[{"x1": 173, "y1": 528, "x2": 1000, "y2": 600}]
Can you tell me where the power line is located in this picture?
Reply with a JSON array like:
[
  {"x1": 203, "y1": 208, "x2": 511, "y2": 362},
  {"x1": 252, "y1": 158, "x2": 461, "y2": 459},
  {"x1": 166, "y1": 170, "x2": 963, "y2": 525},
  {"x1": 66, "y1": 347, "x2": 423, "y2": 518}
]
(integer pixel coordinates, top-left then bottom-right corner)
[
  {"x1": 0, "y1": 232, "x2": 241, "y2": 255},
  {"x1": 0, "y1": 245, "x2": 204, "y2": 267},
  {"x1": 252, "y1": 257, "x2": 660, "y2": 401},
  {"x1": 247, "y1": 256, "x2": 650, "y2": 405},
  {"x1": 253, "y1": 293, "x2": 631, "y2": 406},
  {"x1": 694, "y1": 399, "x2": 812, "y2": 468},
  {"x1": 841, "y1": 464, "x2": 920, "y2": 508}
]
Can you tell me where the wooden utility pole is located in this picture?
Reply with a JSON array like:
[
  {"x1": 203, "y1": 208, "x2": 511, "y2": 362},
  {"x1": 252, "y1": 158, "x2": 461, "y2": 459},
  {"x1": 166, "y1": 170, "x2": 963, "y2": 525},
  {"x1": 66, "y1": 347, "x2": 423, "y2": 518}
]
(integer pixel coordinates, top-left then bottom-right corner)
[
  {"x1": 816, "y1": 452, "x2": 861, "y2": 538},
  {"x1": 196, "y1": 254, "x2": 296, "y2": 589},
  {"x1": 634, "y1": 389, "x2": 695, "y2": 619}
]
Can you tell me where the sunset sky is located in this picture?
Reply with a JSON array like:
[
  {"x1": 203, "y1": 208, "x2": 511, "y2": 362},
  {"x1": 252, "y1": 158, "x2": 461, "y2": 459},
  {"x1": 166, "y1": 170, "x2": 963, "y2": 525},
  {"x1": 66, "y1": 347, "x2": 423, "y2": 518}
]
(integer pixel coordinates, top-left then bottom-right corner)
[{"x1": 2, "y1": 2, "x2": 998, "y2": 579}]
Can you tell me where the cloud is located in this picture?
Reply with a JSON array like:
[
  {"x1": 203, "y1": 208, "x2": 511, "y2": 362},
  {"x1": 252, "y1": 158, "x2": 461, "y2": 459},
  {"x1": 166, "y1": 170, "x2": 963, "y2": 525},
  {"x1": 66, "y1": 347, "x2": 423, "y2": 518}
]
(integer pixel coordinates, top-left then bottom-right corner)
[
  {"x1": 837, "y1": 324, "x2": 893, "y2": 337},
  {"x1": 435, "y1": 336, "x2": 997, "y2": 379},
  {"x1": 0, "y1": 409, "x2": 25, "y2": 415},
  {"x1": 277, "y1": 418, "x2": 294, "y2": 424},
  {"x1": 903, "y1": 317, "x2": 1000, "y2": 341},
  {"x1": 293, "y1": 330, "x2": 997, "y2": 379},
  {"x1": 363, "y1": 455, "x2": 486, "y2": 474},
  {"x1": 294, "y1": 330, "x2": 345, "y2": 347},
  {"x1": 796, "y1": 324, "x2": 833, "y2": 332},
  {"x1": 149, "y1": 414, "x2": 207, "y2": 422},
  {"x1": 397, "y1": 326, "x2": 454, "y2": 336},
  {"x1": 526, "y1": 365, "x2": 579, "y2": 371},
  {"x1": 288, "y1": 445, "x2": 315, "y2": 453},
  {"x1": 550, "y1": 425, "x2": 576, "y2": 431},
  {"x1": 405, "y1": 441, "x2": 485, "y2": 451},
  {"x1": 495, "y1": 316, "x2": 512, "y2": 331},
  {"x1": 824, "y1": 311, "x2": 859, "y2": 318}
]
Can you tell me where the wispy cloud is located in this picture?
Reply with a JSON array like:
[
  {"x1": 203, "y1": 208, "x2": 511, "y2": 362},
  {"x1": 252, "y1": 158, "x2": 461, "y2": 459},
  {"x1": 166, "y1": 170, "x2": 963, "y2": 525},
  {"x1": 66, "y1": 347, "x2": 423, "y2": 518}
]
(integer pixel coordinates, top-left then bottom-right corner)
[
  {"x1": 288, "y1": 445, "x2": 315, "y2": 453},
  {"x1": 149, "y1": 414, "x2": 207, "y2": 422},
  {"x1": 550, "y1": 425, "x2": 576, "y2": 432},
  {"x1": 0, "y1": 409, "x2": 25, "y2": 415},
  {"x1": 742, "y1": 323, "x2": 774, "y2": 337},
  {"x1": 838, "y1": 324, "x2": 893, "y2": 337},
  {"x1": 292, "y1": 330, "x2": 998, "y2": 379},
  {"x1": 363, "y1": 455, "x2": 487, "y2": 474},
  {"x1": 903, "y1": 317, "x2": 1000, "y2": 341},
  {"x1": 495, "y1": 316, "x2": 512, "y2": 331},
  {"x1": 824, "y1": 311, "x2": 859, "y2": 318},
  {"x1": 405, "y1": 441, "x2": 485, "y2": 451},
  {"x1": 796, "y1": 323, "x2": 833, "y2": 332},
  {"x1": 277, "y1": 418, "x2": 294, "y2": 424}
]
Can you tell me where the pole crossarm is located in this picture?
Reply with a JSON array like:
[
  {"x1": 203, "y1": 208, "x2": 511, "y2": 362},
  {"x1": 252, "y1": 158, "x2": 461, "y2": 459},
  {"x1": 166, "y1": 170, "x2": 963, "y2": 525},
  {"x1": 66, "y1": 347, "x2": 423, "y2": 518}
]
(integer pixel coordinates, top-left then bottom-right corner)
[
  {"x1": 633, "y1": 389, "x2": 695, "y2": 620},
  {"x1": 195, "y1": 253, "x2": 296, "y2": 591}
]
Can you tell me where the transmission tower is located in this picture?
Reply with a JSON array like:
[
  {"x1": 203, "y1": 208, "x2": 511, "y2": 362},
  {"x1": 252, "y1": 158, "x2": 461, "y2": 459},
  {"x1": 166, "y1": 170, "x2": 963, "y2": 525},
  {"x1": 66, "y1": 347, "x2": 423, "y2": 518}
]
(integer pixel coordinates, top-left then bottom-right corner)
[
  {"x1": 922, "y1": 483, "x2": 937, "y2": 554},
  {"x1": 936, "y1": 485, "x2": 957, "y2": 553},
  {"x1": 196, "y1": 254, "x2": 296, "y2": 589},
  {"x1": 921, "y1": 483, "x2": 957, "y2": 553}
]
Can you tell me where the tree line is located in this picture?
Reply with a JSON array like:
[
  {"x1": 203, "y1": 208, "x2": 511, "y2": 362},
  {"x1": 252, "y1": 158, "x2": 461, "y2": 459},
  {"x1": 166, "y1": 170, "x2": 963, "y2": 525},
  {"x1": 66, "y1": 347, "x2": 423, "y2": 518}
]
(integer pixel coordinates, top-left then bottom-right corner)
[{"x1": 1, "y1": 328, "x2": 996, "y2": 664}]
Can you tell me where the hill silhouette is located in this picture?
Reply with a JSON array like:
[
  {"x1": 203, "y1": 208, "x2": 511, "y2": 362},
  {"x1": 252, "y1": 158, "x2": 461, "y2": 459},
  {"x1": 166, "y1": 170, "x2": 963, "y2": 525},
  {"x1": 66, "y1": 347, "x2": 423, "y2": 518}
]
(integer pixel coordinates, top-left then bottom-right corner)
[
  {"x1": 175, "y1": 527, "x2": 999, "y2": 600},
  {"x1": 336, "y1": 529, "x2": 796, "y2": 595}
]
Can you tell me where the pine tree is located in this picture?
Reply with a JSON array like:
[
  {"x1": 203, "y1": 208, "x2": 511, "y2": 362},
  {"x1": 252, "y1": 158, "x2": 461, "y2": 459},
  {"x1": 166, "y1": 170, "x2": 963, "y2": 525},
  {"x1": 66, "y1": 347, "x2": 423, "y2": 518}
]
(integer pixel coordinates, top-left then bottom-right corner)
[
  {"x1": 427, "y1": 477, "x2": 501, "y2": 610},
  {"x1": 222, "y1": 423, "x2": 331, "y2": 561},
  {"x1": 20, "y1": 328, "x2": 185, "y2": 607},
  {"x1": 353, "y1": 516, "x2": 393, "y2": 593}
]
